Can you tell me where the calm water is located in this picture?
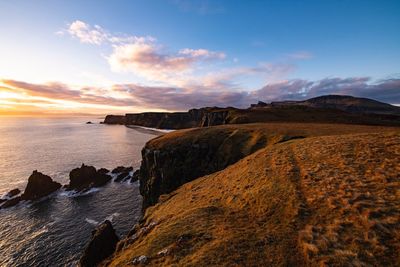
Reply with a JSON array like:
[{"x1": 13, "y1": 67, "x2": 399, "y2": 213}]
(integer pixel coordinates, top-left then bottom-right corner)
[{"x1": 0, "y1": 117, "x2": 158, "y2": 266}]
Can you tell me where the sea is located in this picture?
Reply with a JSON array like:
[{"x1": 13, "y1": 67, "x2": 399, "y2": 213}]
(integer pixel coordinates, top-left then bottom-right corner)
[{"x1": 0, "y1": 116, "x2": 159, "y2": 266}]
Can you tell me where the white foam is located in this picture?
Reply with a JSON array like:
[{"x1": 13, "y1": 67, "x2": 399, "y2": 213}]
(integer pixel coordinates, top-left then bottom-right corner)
[
  {"x1": 127, "y1": 125, "x2": 175, "y2": 133},
  {"x1": 85, "y1": 212, "x2": 120, "y2": 227},
  {"x1": 59, "y1": 187, "x2": 100, "y2": 198},
  {"x1": 85, "y1": 218, "x2": 99, "y2": 226},
  {"x1": 105, "y1": 212, "x2": 120, "y2": 222}
]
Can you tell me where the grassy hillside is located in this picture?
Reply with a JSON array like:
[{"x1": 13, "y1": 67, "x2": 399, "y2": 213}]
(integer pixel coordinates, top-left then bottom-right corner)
[{"x1": 104, "y1": 123, "x2": 400, "y2": 266}]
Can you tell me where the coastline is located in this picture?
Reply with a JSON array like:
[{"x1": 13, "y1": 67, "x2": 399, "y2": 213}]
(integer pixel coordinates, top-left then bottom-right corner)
[{"x1": 125, "y1": 125, "x2": 175, "y2": 135}]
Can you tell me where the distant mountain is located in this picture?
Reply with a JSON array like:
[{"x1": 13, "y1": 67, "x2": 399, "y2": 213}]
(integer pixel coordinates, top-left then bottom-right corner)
[{"x1": 268, "y1": 95, "x2": 400, "y2": 115}]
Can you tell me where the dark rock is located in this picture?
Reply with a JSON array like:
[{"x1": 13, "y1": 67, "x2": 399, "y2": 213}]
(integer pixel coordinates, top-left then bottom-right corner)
[
  {"x1": 66, "y1": 164, "x2": 112, "y2": 192},
  {"x1": 86, "y1": 121, "x2": 93, "y2": 124},
  {"x1": 111, "y1": 166, "x2": 133, "y2": 174},
  {"x1": 5, "y1": 188, "x2": 21, "y2": 198},
  {"x1": 114, "y1": 171, "x2": 130, "y2": 182},
  {"x1": 98, "y1": 168, "x2": 110, "y2": 175},
  {"x1": 21, "y1": 171, "x2": 61, "y2": 201},
  {"x1": 130, "y1": 170, "x2": 140, "y2": 183},
  {"x1": 1, "y1": 196, "x2": 21, "y2": 209},
  {"x1": 79, "y1": 220, "x2": 119, "y2": 267},
  {"x1": 104, "y1": 115, "x2": 126, "y2": 125}
]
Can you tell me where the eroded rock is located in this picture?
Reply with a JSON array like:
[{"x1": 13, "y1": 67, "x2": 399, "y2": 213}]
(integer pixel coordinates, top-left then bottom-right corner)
[
  {"x1": 65, "y1": 164, "x2": 112, "y2": 192},
  {"x1": 21, "y1": 171, "x2": 61, "y2": 201},
  {"x1": 79, "y1": 220, "x2": 119, "y2": 267}
]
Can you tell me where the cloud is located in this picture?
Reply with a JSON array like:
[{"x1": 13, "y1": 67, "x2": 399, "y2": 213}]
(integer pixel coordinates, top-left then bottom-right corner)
[
  {"x1": 179, "y1": 48, "x2": 225, "y2": 59},
  {"x1": 252, "y1": 77, "x2": 400, "y2": 104},
  {"x1": 67, "y1": 20, "x2": 108, "y2": 45},
  {"x1": 108, "y1": 41, "x2": 226, "y2": 83},
  {"x1": 65, "y1": 20, "x2": 149, "y2": 45},
  {"x1": 63, "y1": 20, "x2": 228, "y2": 85},
  {"x1": 2, "y1": 79, "x2": 138, "y2": 107},
  {"x1": 111, "y1": 77, "x2": 400, "y2": 110},
  {"x1": 2, "y1": 77, "x2": 399, "y2": 114}
]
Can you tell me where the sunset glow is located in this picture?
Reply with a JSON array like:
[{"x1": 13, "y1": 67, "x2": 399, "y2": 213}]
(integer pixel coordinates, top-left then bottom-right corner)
[{"x1": 0, "y1": 0, "x2": 399, "y2": 116}]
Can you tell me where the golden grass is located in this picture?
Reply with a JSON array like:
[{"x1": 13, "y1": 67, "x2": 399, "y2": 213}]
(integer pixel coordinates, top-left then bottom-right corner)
[{"x1": 105, "y1": 124, "x2": 400, "y2": 266}]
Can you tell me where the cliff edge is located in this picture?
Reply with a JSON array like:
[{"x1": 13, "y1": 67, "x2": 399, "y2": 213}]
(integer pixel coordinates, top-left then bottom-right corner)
[{"x1": 105, "y1": 123, "x2": 400, "y2": 266}]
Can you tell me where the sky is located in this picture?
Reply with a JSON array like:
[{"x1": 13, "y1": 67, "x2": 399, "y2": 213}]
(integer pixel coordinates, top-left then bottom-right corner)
[{"x1": 0, "y1": 0, "x2": 399, "y2": 115}]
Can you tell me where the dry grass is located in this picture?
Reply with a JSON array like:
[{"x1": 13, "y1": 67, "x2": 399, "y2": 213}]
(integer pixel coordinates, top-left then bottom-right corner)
[{"x1": 105, "y1": 124, "x2": 400, "y2": 266}]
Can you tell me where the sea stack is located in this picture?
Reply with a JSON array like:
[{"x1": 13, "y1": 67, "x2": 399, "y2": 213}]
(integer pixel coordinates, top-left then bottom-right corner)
[
  {"x1": 21, "y1": 170, "x2": 62, "y2": 201},
  {"x1": 79, "y1": 220, "x2": 120, "y2": 267},
  {"x1": 0, "y1": 171, "x2": 61, "y2": 209},
  {"x1": 65, "y1": 164, "x2": 112, "y2": 192}
]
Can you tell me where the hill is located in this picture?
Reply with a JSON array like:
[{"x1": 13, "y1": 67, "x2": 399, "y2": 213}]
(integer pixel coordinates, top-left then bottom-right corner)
[
  {"x1": 104, "y1": 123, "x2": 400, "y2": 266},
  {"x1": 269, "y1": 95, "x2": 400, "y2": 115}
]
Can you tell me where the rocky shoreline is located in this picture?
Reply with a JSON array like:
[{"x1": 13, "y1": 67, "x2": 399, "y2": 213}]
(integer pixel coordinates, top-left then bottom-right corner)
[{"x1": 0, "y1": 164, "x2": 139, "y2": 210}]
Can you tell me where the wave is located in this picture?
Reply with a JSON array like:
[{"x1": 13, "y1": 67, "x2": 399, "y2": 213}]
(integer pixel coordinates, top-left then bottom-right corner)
[
  {"x1": 85, "y1": 218, "x2": 99, "y2": 226},
  {"x1": 85, "y1": 212, "x2": 120, "y2": 227},
  {"x1": 59, "y1": 187, "x2": 101, "y2": 198},
  {"x1": 126, "y1": 125, "x2": 175, "y2": 133}
]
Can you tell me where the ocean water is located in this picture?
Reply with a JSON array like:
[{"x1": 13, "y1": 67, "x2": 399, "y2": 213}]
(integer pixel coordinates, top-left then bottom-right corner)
[{"x1": 0, "y1": 117, "x2": 158, "y2": 266}]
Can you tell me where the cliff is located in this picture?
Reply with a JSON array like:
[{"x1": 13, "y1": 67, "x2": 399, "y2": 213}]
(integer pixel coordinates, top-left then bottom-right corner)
[
  {"x1": 103, "y1": 95, "x2": 400, "y2": 129},
  {"x1": 105, "y1": 124, "x2": 400, "y2": 266},
  {"x1": 138, "y1": 123, "x2": 400, "y2": 210}
]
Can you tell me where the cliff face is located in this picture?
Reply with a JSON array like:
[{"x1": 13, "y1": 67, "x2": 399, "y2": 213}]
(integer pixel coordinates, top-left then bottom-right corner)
[
  {"x1": 137, "y1": 123, "x2": 400, "y2": 210},
  {"x1": 107, "y1": 126, "x2": 400, "y2": 266},
  {"x1": 104, "y1": 115, "x2": 126, "y2": 124},
  {"x1": 103, "y1": 95, "x2": 400, "y2": 129},
  {"x1": 139, "y1": 124, "x2": 272, "y2": 209}
]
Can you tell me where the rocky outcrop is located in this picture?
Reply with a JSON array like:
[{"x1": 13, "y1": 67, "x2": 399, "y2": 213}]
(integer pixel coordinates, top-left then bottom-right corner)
[
  {"x1": 4, "y1": 188, "x2": 21, "y2": 198},
  {"x1": 112, "y1": 166, "x2": 133, "y2": 182},
  {"x1": 79, "y1": 220, "x2": 119, "y2": 267},
  {"x1": 65, "y1": 164, "x2": 112, "y2": 192},
  {"x1": 104, "y1": 115, "x2": 126, "y2": 125},
  {"x1": 130, "y1": 170, "x2": 140, "y2": 183},
  {"x1": 1, "y1": 196, "x2": 22, "y2": 209},
  {"x1": 1, "y1": 171, "x2": 61, "y2": 209},
  {"x1": 1, "y1": 189, "x2": 22, "y2": 208},
  {"x1": 22, "y1": 171, "x2": 61, "y2": 200}
]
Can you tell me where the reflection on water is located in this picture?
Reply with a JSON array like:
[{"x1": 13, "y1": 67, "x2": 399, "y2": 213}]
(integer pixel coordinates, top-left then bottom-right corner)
[{"x1": 0, "y1": 117, "x2": 156, "y2": 266}]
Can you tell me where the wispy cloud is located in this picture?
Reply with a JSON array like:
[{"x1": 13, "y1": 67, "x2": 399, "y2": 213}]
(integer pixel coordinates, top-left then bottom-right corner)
[
  {"x1": 1, "y1": 79, "x2": 138, "y2": 107},
  {"x1": 108, "y1": 41, "x2": 226, "y2": 83},
  {"x1": 67, "y1": 20, "x2": 108, "y2": 45},
  {"x1": 63, "y1": 20, "x2": 149, "y2": 45},
  {"x1": 3, "y1": 77, "x2": 399, "y2": 114},
  {"x1": 62, "y1": 20, "x2": 231, "y2": 86}
]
